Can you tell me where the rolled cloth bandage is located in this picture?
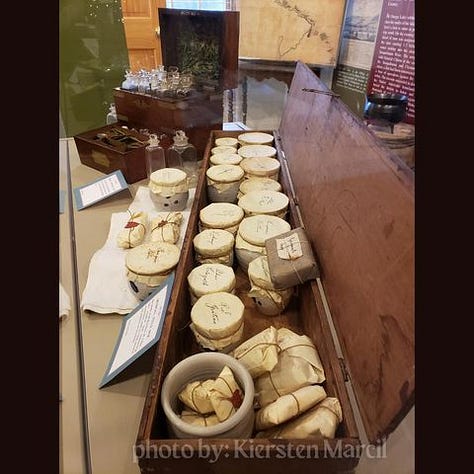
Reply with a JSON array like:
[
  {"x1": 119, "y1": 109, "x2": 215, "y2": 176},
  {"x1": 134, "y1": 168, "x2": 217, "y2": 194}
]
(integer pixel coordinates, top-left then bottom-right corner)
[{"x1": 255, "y1": 384, "x2": 327, "y2": 431}]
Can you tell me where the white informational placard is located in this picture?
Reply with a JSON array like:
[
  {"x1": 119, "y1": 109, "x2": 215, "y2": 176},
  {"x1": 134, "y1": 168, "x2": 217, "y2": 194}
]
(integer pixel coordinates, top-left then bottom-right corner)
[
  {"x1": 99, "y1": 273, "x2": 175, "y2": 388},
  {"x1": 73, "y1": 170, "x2": 129, "y2": 210}
]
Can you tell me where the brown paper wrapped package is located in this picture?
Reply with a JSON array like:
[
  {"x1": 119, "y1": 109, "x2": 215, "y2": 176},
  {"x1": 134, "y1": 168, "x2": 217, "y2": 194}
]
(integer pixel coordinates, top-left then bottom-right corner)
[{"x1": 265, "y1": 227, "x2": 320, "y2": 290}]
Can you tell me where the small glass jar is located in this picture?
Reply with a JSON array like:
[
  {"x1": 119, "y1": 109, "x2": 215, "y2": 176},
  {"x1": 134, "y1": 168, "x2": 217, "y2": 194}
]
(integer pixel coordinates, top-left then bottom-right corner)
[
  {"x1": 211, "y1": 145, "x2": 237, "y2": 155},
  {"x1": 125, "y1": 241, "x2": 180, "y2": 300},
  {"x1": 215, "y1": 137, "x2": 239, "y2": 148},
  {"x1": 149, "y1": 168, "x2": 189, "y2": 211},
  {"x1": 193, "y1": 229, "x2": 235, "y2": 267},
  {"x1": 206, "y1": 164, "x2": 244, "y2": 203},
  {"x1": 237, "y1": 132, "x2": 274, "y2": 146},
  {"x1": 237, "y1": 144, "x2": 277, "y2": 159},
  {"x1": 187, "y1": 264, "x2": 236, "y2": 306},
  {"x1": 238, "y1": 190, "x2": 289, "y2": 219},
  {"x1": 239, "y1": 157, "x2": 281, "y2": 181},
  {"x1": 199, "y1": 203, "x2": 244, "y2": 236},
  {"x1": 247, "y1": 256, "x2": 293, "y2": 316},
  {"x1": 237, "y1": 177, "x2": 282, "y2": 199},
  {"x1": 234, "y1": 211, "x2": 290, "y2": 272},
  {"x1": 210, "y1": 153, "x2": 242, "y2": 167},
  {"x1": 190, "y1": 292, "x2": 245, "y2": 352}
]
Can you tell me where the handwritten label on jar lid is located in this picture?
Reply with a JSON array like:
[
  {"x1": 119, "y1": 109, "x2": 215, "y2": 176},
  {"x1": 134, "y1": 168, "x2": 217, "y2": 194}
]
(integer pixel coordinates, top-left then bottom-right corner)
[
  {"x1": 199, "y1": 266, "x2": 225, "y2": 287},
  {"x1": 276, "y1": 233, "x2": 303, "y2": 260},
  {"x1": 204, "y1": 302, "x2": 232, "y2": 325}
]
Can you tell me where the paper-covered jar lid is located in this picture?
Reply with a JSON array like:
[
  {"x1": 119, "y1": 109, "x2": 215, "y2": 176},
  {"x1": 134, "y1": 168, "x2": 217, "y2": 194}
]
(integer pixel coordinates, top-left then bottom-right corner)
[
  {"x1": 199, "y1": 203, "x2": 244, "y2": 229},
  {"x1": 210, "y1": 153, "x2": 243, "y2": 166},
  {"x1": 238, "y1": 132, "x2": 274, "y2": 146},
  {"x1": 215, "y1": 137, "x2": 239, "y2": 148},
  {"x1": 239, "y1": 177, "x2": 282, "y2": 195},
  {"x1": 238, "y1": 190, "x2": 289, "y2": 216},
  {"x1": 238, "y1": 145, "x2": 277, "y2": 159},
  {"x1": 149, "y1": 168, "x2": 188, "y2": 194},
  {"x1": 187, "y1": 263, "x2": 236, "y2": 298},
  {"x1": 191, "y1": 292, "x2": 245, "y2": 339},
  {"x1": 211, "y1": 145, "x2": 237, "y2": 155},
  {"x1": 206, "y1": 164, "x2": 244, "y2": 183},
  {"x1": 193, "y1": 229, "x2": 235, "y2": 257},
  {"x1": 125, "y1": 241, "x2": 180, "y2": 276},
  {"x1": 238, "y1": 215, "x2": 291, "y2": 247},
  {"x1": 240, "y1": 157, "x2": 280, "y2": 178}
]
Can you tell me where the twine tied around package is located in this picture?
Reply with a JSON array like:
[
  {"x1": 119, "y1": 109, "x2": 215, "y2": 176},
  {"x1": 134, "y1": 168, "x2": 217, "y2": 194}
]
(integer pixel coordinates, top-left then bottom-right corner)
[
  {"x1": 180, "y1": 411, "x2": 215, "y2": 426},
  {"x1": 234, "y1": 341, "x2": 281, "y2": 360},
  {"x1": 189, "y1": 380, "x2": 209, "y2": 413},
  {"x1": 151, "y1": 212, "x2": 180, "y2": 242},
  {"x1": 266, "y1": 239, "x2": 313, "y2": 286},
  {"x1": 123, "y1": 210, "x2": 147, "y2": 249},
  {"x1": 266, "y1": 343, "x2": 317, "y2": 400}
]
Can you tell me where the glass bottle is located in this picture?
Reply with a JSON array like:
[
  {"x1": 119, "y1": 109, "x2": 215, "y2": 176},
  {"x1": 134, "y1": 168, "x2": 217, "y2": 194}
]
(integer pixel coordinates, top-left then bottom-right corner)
[
  {"x1": 166, "y1": 130, "x2": 199, "y2": 186},
  {"x1": 145, "y1": 134, "x2": 166, "y2": 178},
  {"x1": 106, "y1": 103, "x2": 117, "y2": 124}
]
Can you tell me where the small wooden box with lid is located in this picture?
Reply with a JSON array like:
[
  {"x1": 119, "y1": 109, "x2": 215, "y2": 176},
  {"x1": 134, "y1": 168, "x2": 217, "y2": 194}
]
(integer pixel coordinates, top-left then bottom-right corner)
[{"x1": 135, "y1": 62, "x2": 414, "y2": 473}]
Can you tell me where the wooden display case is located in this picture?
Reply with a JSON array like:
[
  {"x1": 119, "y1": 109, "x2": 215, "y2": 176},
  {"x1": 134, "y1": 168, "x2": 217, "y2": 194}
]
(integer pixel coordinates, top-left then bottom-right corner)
[
  {"x1": 134, "y1": 62, "x2": 414, "y2": 473},
  {"x1": 159, "y1": 8, "x2": 239, "y2": 91}
]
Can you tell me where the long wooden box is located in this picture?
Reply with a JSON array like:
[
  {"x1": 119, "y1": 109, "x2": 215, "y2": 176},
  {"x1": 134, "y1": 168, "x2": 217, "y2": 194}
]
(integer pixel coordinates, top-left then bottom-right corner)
[{"x1": 135, "y1": 62, "x2": 414, "y2": 473}]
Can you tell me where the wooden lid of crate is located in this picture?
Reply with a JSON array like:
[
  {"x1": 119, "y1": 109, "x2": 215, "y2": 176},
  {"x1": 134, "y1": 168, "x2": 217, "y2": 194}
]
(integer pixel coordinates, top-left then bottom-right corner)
[{"x1": 278, "y1": 61, "x2": 414, "y2": 443}]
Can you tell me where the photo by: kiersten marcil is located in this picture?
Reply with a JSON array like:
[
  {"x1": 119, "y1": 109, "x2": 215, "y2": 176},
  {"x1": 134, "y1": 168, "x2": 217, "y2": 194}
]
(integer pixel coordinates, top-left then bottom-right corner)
[{"x1": 133, "y1": 438, "x2": 387, "y2": 464}]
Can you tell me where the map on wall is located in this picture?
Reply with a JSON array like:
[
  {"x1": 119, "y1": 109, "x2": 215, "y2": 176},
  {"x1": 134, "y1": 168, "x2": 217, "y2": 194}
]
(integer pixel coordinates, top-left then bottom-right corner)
[{"x1": 237, "y1": 0, "x2": 346, "y2": 66}]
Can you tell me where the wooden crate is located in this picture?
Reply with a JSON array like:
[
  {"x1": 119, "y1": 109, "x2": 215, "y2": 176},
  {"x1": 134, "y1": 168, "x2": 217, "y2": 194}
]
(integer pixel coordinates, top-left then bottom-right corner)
[
  {"x1": 135, "y1": 62, "x2": 414, "y2": 473},
  {"x1": 73, "y1": 124, "x2": 149, "y2": 184}
]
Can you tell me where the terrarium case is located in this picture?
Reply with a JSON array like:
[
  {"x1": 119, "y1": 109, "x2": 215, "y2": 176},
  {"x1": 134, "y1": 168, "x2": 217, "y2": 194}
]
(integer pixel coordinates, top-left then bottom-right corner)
[{"x1": 158, "y1": 8, "x2": 239, "y2": 91}]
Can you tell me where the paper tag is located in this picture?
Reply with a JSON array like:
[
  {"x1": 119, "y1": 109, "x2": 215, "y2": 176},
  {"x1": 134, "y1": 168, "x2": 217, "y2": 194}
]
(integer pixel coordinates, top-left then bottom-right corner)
[
  {"x1": 276, "y1": 233, "x2": 303, "y2": 260},
  {"x1": 73, "y1": 170, "x2": 128, "y2": 210},
  {"x1": 99, "y1": 273, "x2": 174, "y2": 388}
]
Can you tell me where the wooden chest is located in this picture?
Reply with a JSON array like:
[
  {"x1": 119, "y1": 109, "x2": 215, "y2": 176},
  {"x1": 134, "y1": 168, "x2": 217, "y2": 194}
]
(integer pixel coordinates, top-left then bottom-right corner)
[
  {"x1": 73, "y1": 124, "x2": 149, "y2": 184},
  {"x1": 113, "y1": 88, "x2": 224, "y2": 159},
  {"x1": 135, "y1": 62, "x2": 414, "y2": 473}
]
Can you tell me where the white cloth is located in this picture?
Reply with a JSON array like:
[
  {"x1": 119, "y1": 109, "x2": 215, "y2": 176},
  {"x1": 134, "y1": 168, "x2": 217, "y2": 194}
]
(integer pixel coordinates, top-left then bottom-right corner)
[
  {"x1": 80, "y1": 186, "x2": 195, "y2": 314},
  {"x1": 59, "y1": 282, "x2": 71, "y2": 319}
]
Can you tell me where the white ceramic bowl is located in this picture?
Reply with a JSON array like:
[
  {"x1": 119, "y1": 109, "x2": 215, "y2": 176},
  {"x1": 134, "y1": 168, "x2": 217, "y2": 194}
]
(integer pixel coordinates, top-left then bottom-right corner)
[{"x1": 161, "y1": 352, "x2": 255, "y2": 439}]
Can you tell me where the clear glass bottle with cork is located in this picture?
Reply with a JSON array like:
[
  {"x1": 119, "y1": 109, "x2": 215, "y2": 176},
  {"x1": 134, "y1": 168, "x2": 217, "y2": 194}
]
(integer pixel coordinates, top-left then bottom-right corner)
[
  {"x1": 106, "y1": 103, "x2": 117, "y2": 124},
  {"x1": 166, "y1": 130, "x2": 199, "y2": 187},
  {"x1": 145, "y1": 134, "x2": 166, "y2": 178}
]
